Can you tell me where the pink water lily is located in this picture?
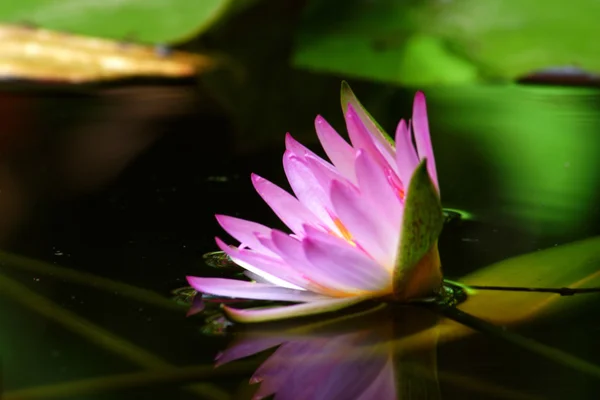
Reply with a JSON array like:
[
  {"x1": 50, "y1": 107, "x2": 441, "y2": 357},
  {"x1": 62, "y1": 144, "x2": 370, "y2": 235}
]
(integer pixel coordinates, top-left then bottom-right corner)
[{"x1": 187, "y1": 82, "x2": 444, "y2": 323}]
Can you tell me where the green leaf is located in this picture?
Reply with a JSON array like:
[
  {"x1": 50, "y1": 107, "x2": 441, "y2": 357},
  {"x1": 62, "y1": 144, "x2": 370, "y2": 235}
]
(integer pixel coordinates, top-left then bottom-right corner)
[
  {"x1": 387, "y1": 236, "x2": 600, "y2": 381},
  {"x1": 293, "y1": 0, "x2": 600, "y2": 85},
  {"x1": 392, "y1": 236, "x2": 600, "y2": 352},
  {"x1": 340, "y1": 81, "x2": 395, "y2": 145},
  {"x1": 0, "y1": 0, "x2": 260, "y2": 43},
  {"x1": 393, "y1": 159, "x2": 444, "y2": 300},
  {"x1": 456, "y1": 235, "x2": 600, "y2": 325},
  {"x1": 293, "y1": 0, "x2": 479, "y2": 86}
]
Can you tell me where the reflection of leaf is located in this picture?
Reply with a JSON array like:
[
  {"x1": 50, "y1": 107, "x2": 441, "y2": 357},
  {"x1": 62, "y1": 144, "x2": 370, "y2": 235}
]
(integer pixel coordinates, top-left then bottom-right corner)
[{"x1": 0, "y1": 0, "x2": 261, "y2": 43}]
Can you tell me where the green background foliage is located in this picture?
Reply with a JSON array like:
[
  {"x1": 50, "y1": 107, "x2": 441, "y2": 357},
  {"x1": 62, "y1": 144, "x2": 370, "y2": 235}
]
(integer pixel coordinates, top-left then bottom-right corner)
[
  {"x1": 0, "y1": 0, "x2": 260, "y2": 43},
  {"x1": 294, "y1": 0, "x2": 600, "y2": 85}
]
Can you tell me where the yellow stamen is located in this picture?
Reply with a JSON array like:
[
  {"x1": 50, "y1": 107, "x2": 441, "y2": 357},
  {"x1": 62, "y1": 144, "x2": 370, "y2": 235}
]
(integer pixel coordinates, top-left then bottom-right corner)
[
  {"x1": 333, "y1": 217, "x2": 354, "y2": 243},
  {"x1": 398, "y1": 189, "x2": 405, "y2": 200}
]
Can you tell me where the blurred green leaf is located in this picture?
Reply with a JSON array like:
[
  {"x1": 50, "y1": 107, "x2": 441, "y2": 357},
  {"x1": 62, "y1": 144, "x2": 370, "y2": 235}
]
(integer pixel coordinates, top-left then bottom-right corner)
[
  {"x1": 293, "y1": 0, "x2": 600, "y2": 85},
  {"x1": 0, "y1": 0, "x2": 260, "y2": 43},
  {"x1": 430, "y1": 85, "x2": 600, "y2": 237}
]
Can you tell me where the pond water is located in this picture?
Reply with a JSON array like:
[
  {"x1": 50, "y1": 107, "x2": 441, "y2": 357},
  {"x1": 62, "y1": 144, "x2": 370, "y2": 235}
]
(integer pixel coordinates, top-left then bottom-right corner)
[{"x1": 0, "y1": 82, "x2": 599, "y2": 399}]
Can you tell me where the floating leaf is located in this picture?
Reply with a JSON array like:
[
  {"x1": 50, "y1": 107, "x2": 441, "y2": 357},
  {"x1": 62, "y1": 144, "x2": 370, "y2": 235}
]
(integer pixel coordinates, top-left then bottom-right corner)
[
  {"x1": 0, "y1": 25, "x2": 215, "y2": 82},
  {"x1": 456, "y1": 235, "x2": 600, "y2": 325},
  {"x1": 293, "y1": 0, "x2": 600, "y2": 85},
  {"x1": 393, "y1": 236, "x2": 600, "y2": 353},
  {"x1": 202, "y1": 250, "x2": 241, "y2": 271},
  {"x1": 0, "y1": 0, "x2": 261, "y2": 43}
]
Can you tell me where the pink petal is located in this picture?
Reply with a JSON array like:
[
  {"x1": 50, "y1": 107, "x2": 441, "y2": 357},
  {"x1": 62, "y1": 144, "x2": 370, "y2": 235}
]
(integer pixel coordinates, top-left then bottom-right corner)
[
  {"x1": 257, "y1": 332, "x2": 383, "y2": 400},
  {"x1": 261, "y1": 227, "x2": 384, "y2": 296},
  {"x1": 329, "y1": 180, "x2": 399, "y2": 269},
  {"x1": 251, "y1": 174, "x2": 322, "y2": 236},
  {"x1": 357, "y1": 358, "x2": 396, "y2": 400},
  {"x1": 394, "y1": 119, "x2": 419, "y2": 186},
  {"x1": 243, "y1": 270, "x2": 274, "y2": 283},
  {"x1": 317, "y1": 343, "x2": 392, "y2": 400},
  {"x1": 345, "y1": 105, "x2": 398, "y2": 178},
  {"x1": 271, "y1": 231, "x2": 353, "y2": 292},
  {"x1": 215, "y1": 215, "x2": 275, "y2": 255},
  {"x1": 186, "y1": 277, "x2": 325, "y2": 302},
  {"x1": 354, "y1": 149, "x2": 402, "y2": 228},
  {"x1": 304, "y1": 154, "x2": 351, "y2": 191},
  {"x1": 412, "y1": 92, "x2": 439, "y2": 190},
  {"x1": 223, "y1": 297, "x2": 368, "y2": 323},
  {"x1": 251, "y1": 341, "x2": 319, "y2": 397},
  {"x1": 340, "y1": 82, "x2": 395, "y2": 159},
  {"x1": 186, "y1": 295, "x2": 205, "y2": 317},
  {"x1": 216, "y1": 237, "x2": 307, "y2": 290},
  {"x1": 285, "y1": 133, "x2": 323, "y2": 162},
  {"x1": 302, "y1": 228, "x2": 392, "y2": 294},
  {"x1": 314, "y1": 115, "x2": 357, "y2": 182},
  {"x1": 283, "y1": 153, "x2": 335, "y2": 229},
  {"x1": 215, "y1": 336, "x2": 286, "y2": 367}
]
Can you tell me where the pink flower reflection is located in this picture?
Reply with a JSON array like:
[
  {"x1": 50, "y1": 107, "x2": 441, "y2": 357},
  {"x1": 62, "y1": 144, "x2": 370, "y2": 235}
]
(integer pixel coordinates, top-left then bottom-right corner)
[{"x1": 216, "y1": 306, "x2": 440, "y2": 400}]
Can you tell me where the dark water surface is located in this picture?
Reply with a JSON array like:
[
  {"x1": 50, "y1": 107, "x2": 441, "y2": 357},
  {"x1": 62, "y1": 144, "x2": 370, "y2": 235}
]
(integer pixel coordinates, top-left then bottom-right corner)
[{"x1": 0, "y1": 83, "x2": 599, "y2": 399}]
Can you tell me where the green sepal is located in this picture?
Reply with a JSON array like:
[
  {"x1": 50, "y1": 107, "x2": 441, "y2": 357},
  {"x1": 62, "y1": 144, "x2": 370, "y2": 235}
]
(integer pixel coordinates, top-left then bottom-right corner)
[
  {"x1": 393, "y1": 159, "x2": 444, "y2": 298},
  {"x1": 340, "y1": 81, "x2": 395, "y2": 145}
]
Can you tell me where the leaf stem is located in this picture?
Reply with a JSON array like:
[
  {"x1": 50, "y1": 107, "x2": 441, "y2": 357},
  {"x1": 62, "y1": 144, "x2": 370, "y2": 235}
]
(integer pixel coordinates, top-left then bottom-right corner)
[{"x1": 465, "y1": 285, "x2": 600, "y2": 296}]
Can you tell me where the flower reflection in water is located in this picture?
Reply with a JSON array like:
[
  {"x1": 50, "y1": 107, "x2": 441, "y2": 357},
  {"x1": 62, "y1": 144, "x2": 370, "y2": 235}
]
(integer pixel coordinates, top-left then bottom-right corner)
[{"x1": 216, "y1": 305, "x2": 441, "y2": 400}]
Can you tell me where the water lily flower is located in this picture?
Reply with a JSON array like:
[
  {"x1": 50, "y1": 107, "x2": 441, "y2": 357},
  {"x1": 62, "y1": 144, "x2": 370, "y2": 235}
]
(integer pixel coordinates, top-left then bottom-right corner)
[{"x1": 187, "y1": 82, "x2": 444, "y2": 323}]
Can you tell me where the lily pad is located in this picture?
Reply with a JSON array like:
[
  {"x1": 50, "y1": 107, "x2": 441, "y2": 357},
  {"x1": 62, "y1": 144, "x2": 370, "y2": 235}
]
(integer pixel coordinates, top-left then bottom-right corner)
[
  {"x1": 0, "y1": 0, "x2": 260, "y2": 43},
  {"x1": 0, "y1": 25, "x2": 215, "y2": 82},
  {"x1": 456, "y1": 235, "x2": 600, "y2": 324},
  {"x1": 293, "y1": 0, "x2": 600, "y2": 85},
  {"x1": 392, "y1": 236, "x2": 600, "y2": 354}
]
